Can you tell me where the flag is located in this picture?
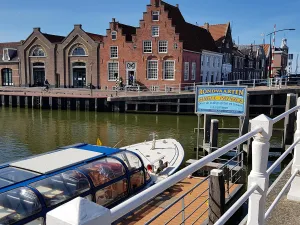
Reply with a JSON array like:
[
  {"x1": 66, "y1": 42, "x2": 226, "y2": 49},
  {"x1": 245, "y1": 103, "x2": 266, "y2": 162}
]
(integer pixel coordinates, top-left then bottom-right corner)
[{"x1": 96, "y1": 138, "x2": 102, "y2": 146}]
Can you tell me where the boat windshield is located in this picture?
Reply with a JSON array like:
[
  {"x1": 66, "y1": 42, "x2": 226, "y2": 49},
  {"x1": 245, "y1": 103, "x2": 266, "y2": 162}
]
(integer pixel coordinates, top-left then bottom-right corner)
[
  {"x1": 112, "y1": 152, "x2": 143, "y2": 171},
  {"x1": 0, "y1": 167, "x2": 39, "y2": 189},
  {"x1": 0, "y1": 187, "x2": 42, "y2": 224}
]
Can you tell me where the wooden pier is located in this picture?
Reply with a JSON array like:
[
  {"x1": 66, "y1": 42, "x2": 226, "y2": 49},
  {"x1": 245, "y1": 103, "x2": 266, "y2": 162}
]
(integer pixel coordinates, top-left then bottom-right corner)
[{"x1": 117, "y1": 177, "x2": 242, "y2": 225}]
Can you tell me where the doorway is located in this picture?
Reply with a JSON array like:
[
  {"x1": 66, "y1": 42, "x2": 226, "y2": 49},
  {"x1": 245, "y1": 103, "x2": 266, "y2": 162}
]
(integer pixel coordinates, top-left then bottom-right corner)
[
  {"x1": 72, "y1": 62, "x2": 86, "y2": 88},
  {"x1": 32, "y1": 62, "x2": 45, "y2": 87},
  {"x1": 127, "y1": 70, "x2": 135, "y2": 86}
]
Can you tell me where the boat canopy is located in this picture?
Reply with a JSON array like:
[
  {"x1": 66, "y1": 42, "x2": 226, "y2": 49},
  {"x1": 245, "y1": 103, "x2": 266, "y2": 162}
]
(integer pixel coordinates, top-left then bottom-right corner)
[{"x1": 0, "y1": 145, "x2": 151, "y2": 225}]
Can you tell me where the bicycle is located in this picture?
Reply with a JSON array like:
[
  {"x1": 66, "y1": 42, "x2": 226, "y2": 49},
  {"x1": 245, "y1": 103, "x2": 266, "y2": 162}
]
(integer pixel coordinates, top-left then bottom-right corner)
[{"x1": 42, "y1": 85, "x2": 50, "y2": 92}]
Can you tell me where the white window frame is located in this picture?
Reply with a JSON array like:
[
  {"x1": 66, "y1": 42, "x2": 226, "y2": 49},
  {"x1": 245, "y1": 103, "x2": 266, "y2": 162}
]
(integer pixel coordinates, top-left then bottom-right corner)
[
  {"x1": 163, "y1": 60, "x2": 175, "y2": 80},
  {"x1": 207, "y1": 56, "x2": 210, "y2": 67},
  {"x1": 143, "y1": 41, "x2": 152, "y2": 53},
  {"x1": 201, "y1": 55, "x2": 204, "y2": 66},
  {"x1": 111, "y1": 31, "x2": 117, "y2": 40},
  {"x1": 108, "y1": 62, "x2": 119, "y2": 81},
  {"x1": 152, "y1": 11, "x2": 159, "y2": 21},
  {"x1": 184, "y1": 62, "x2": 189, "y2": 81},
  {"x1": 147, "y1": 60, "x2": 158, "y2": 80},
  {"x1": 2, "y1": 49, "x2": 9, "y2": 61},
  {"x1": 152, "y1": 26, "x2": 159, "y2": 37},
  {"x1": 158, "y1": 41, "x2": 168, "y2": 53},
  {"x1": 110, "y1": 46, "x2": 118, "y2": 59},
  {"x1": 213, "y1": 57, "x2": 216, "y2": 67},
  {"x1": 191, "y1": 62, "x2": 196, "y2": 80}
]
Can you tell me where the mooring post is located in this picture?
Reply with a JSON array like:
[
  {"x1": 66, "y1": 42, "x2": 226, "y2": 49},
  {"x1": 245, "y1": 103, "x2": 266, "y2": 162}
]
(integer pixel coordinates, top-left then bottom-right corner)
[
  {"x1": 203, "y1": 115, "x2": 211, "y2": 144},
  {"x1": 247, "y1": 114, "x2": 272, "y2": 225},
  {"x1": 269, "y1": 94, "x2": 274, "y2": 116},
  {"x1": 210, "y1": 119, "x2": 219, "y2": 153},
  {"x1": 208, "y1": 169, "x2": 225, "y2": 225},
  {"x1": 284, "y1": 93, "x2": 297, "y2": 147}
]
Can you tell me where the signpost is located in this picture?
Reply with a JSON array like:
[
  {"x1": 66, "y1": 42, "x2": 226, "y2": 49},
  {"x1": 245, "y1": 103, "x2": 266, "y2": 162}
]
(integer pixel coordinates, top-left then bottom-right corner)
[{"x1": 195, "y1": 86, "x2": 248, "y2": 159}]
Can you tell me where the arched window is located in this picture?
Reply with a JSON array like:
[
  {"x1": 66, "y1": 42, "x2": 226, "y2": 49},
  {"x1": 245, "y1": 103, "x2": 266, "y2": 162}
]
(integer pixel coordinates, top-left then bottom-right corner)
[
  {"x1": 72, "y1": 47, "x2": 86, "y2": 56},
  {"x1": 1, "y1": 68, "x2": 13, "y2": 86},
  {"x1": 31, "y1": 46, "x2": 45, "y2": 57}
]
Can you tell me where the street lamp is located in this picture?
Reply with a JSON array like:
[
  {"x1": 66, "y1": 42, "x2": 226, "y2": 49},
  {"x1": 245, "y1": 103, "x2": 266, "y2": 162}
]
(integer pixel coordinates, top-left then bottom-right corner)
[{"x1": 266, "y1": 28, "x2": 295, "y2": 78}]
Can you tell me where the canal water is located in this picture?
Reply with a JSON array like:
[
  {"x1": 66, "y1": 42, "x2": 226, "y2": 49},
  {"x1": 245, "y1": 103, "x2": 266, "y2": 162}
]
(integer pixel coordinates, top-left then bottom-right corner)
[{"x1": 0, "y1": 107, "x2": 291, "y2": 223}]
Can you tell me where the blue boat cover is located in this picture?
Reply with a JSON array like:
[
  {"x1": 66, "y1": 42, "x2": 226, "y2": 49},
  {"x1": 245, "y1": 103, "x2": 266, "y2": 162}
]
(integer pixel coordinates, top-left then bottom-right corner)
[{"x1": 78, "y1": 144, "x2": 121, "y2": 155}]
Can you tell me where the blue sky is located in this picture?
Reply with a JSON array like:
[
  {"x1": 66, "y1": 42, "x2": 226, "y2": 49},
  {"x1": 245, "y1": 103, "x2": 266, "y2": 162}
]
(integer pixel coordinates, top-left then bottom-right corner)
[{"x1": 1, "y1": 0, "x2": 299, "y2": 54}]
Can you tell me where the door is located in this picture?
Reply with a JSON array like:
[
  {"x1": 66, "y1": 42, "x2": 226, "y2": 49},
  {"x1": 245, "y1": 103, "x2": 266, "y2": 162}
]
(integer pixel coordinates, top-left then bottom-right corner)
[
  {"x1": 73, "y1": 68, "x2": 86, "y2": 88},
  {"x1": 33, "y1": 68, "x2": 45, "y2": 87},
  {"x1": 127, "y1": 71, "x2": 135, "y2": 86}
]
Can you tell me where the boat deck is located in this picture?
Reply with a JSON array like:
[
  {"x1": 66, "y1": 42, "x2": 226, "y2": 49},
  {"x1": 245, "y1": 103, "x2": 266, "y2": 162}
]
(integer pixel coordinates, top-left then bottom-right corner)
[{"x1": 118, "y1": 177, "x2": 241, "y2": 225}]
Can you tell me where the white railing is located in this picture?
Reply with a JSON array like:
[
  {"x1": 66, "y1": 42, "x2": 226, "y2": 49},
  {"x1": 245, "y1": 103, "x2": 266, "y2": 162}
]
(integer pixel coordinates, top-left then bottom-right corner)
[{"x1": 46, "y1": 97, "x2": 300, "y2": 225}]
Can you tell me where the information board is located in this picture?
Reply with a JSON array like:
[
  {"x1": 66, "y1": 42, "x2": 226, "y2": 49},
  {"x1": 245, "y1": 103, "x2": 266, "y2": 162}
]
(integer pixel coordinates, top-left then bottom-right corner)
[{"x1": 195, "y1": 86, "x2": 247, "y2": 116}]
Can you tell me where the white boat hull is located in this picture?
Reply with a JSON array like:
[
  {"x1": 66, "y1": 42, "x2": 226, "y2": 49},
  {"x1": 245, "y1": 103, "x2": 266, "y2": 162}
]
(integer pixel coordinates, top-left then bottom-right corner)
[{"x1": 121, "y1": 138, "x2": 185, "y2": 179}]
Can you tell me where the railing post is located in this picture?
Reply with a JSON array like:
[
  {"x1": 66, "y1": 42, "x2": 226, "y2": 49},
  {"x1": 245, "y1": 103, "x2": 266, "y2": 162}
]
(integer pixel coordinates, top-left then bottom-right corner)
[
  {"x1": 247, "y1": 114, "x2": 272, "y2": 225},
  {"x1": 292, "y1": 97, "x2": 300, "y2": 174},
  {"x1": 237, "y1": 80, "x2": 240, "y2": 86},
  {"x1": 179, "y1": 83, "x2": 181, "y2": 93},
  {"x1": 223, "y1": 80, "x2": 225, "y2": 86},
  {"x1": 193, "y1": 82, "x2": 196, "y2": 92},
  {"x1": 165, "y1": 84, "x2": 167, "y2": 93},
  {"x1": 253, "y1": 79, "x2": 255, "y2": 89},
  {"x1": 181, "y1": 198, "x2": 185, "y2": 225}
]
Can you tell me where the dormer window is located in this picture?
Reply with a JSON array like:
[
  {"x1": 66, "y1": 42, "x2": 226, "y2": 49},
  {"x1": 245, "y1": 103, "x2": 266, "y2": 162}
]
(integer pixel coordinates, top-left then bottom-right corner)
[
  {"x1": 111, "y1": 31, "x2": 117, "y2": 40},
  {"x1": 31, "y1": 46, "x2": 45, "y2": 57},
  {"x1": 152, "y1": 11, "x2": 159, "y2": 21},
  {"x1": 2, "y1": 49, "x2": 9, "y2": 61}
]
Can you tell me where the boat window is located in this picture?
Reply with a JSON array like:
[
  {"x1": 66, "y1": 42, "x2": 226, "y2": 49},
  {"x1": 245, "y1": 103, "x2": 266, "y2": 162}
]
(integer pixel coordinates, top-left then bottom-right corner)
[
  {"x1": 95, "y1": 179, "x2": 128, "y2": 207},
  {"x1": 30, "y1": 170, "x2": 90, "y2": 207},
  {"x1": 113, "y1": 152, "x2": 143, "y2": 171},
  {"x1": 0, "y1": 187, "x2": 42, "y2": 225},
  {"x1": 25, "y1": 217, "x2": 44, "y2": 225},
  {"x1": 130, "y1": 170, "x2": 145, "y2": 191},
  {"x1": 79, "y1": 158, "x2": 126, "y2": 187},
  {"x1": 0, "y1": 167, "x2": 39, "y2": 188}
]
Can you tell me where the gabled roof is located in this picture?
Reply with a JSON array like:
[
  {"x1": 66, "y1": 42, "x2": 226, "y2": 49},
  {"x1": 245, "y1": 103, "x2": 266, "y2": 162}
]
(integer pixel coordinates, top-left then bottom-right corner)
[
  {"x1": 86, "y1": 32, "x2": 104, "y2": 42},
  {"x1": 262, "y1": 44, "x2": 270, "y2": 56},
  {"x1": 232, "y1": 46, "x2": 245, "y2": 58},
  {"x1": 161, "y1": 1, "x2": 216, "y2": 52},
  {"x1": 201, "y1": 23, "x2": 229, "y2": 47},
  {"x1": 42, "y1": 33, "x2": 65, "y2": 43},
  {"x1": 0, "y1": 42, "x2": 20, "y2": 63},
  {"x1": 118, "y1": 23, "x2": 136, "y2": 42}
]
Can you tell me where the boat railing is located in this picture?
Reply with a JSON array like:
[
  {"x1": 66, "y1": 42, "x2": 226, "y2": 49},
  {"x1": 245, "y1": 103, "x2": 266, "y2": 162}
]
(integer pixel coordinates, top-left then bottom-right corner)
[{"x1": 46, "y1": 97, "x2": 300, "y2": 225}]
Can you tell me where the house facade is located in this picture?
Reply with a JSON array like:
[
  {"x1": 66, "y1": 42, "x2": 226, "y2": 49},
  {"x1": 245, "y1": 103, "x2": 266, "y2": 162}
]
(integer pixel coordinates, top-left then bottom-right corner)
[{"x1": 200, "y1": 50, "x2": 222, "y2": 83}]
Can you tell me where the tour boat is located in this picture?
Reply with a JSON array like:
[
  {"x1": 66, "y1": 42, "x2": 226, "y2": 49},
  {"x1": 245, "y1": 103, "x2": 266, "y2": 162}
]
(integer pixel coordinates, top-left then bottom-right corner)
[
  {"x1": 0, "y1": 143, "x2": 159, "y2": 225},
  {"x1": 121, "y1": 136, "x2": 185, "y2": 183}
]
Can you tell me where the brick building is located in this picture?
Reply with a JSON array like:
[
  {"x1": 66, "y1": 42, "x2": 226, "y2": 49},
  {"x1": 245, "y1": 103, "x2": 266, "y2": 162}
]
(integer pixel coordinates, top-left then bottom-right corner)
[
  {"x1": 100, "y1": 0, "x2": 217, "y2": 90},
  {"x1": 271, "y1": 39, "x2": 289, "y2": 77},
  {"x1": 0, "y1": 0, "x2": 219, "y2": 89}
]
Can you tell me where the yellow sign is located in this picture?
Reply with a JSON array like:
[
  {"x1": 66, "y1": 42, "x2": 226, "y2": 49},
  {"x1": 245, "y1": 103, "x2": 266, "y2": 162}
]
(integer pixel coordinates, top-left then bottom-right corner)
[{"x1": 96, "y1": 138, "x2": 102, "y2": 146}]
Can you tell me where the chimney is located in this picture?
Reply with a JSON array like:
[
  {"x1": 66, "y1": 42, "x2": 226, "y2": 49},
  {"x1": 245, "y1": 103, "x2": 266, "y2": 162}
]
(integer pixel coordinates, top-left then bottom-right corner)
[
  {"x1": 112, "y1": 18, "x2": 116, "y2": 23},
  {"x1": 176, "y1": 4, "x2": 179, "y2": 8},
  {"x1": 33, "y1": 27, "x2": 41, "y2": 32},
  {"x1": 152, "y1": 0, "x2": 160, "y2": 7},
  {"x1": 204, "y1": 23, "x2": 209, "y2": 31},
  {"x1": 74, "y1": 24, "x2": 82, "y2": 29}
]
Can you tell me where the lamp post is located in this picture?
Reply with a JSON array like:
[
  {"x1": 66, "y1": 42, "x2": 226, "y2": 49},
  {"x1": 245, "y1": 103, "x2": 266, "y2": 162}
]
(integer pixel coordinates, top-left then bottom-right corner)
[
  {"x1": 266, "y1": 28, "x2": 295, "y2": 78},
  {"x1": 90, "y1": 62, "x2": 94, "y2": 96}
]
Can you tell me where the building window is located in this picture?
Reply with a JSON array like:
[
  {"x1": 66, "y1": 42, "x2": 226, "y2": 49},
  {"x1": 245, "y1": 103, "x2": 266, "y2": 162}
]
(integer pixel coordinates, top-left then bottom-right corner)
[
  {"x1": 147, "y1": 60, "x2": 158, "y2": 80},
  {"x1": 152, "y1": 26, "x2": 159, "y2": 37},
  {"x1": 235, "y1": 58, "x2": 237, "y2": 68},
  {"x1": 174, "y1": 43, "x2": 178, "y2": 49},
  {"x1": 110, "y1": 46, "x2": 118, "y2": 59},
  {"x1": 206, "y1": 71, "x2": 209, "y2": 82},
  {"x1": 2, "y1": 49, "x2": 9, "y2": 61},
  {"x1": 213, "y1": 57, "x2": 216, "y2": 67},
  {"x1": 211, "y1": 72, "x2": 214, "y2": 82},
  {"x1": 163, "y1": 60, "x2": 175, "y2": 80},
  {"x1": 184, "y1": 62, "x2": 189, "y2": 80},
  {"x1": 201, "y1": 55, "x2": 204, "y2": 66},
  {"x1": 152, "y1": 11, "x2": 159, "y2": 21},
  {"x1": 31, "y1": 46, "x2": 45, "y2": 57},
  {"x1": 1, "y1": 68, "x2": 13, "y2": 86},
  {"x1": 207, "y1": 56, "x2": 210, "y2": 67},
  {"x1": 143, "y1": 41, "x2": 152, "y2": 53},
  {"x1": 191, "y1": 62, "x2": 196, "y2": 80},
  {"x1": 72, "y1": 47, "x2": 86, "y2": 56},
  {"x1": 226, "y1": 43, "x2": 229, "y2": 48},
  {"x1": 218, "y1": 58, "x2": 220, "y2": 67},
  {"x1": 158, "y1": 41, "x2": 168, "y2": 53},
  {"x1": 200, "y1": 70, "x2": 203, "y2": 82},
  {"x1": 108, "y1": 62, "x2": 119, "y2": 81},
  {"x1": 111, "y1": 31, "x2": 117, "y2": 40}
]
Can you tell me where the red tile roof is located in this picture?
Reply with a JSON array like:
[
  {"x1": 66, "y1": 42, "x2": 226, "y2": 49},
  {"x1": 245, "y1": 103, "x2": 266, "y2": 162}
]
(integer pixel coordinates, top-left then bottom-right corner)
[
  {"x1": 201, "y1": 23, "x2": 229, "y2": 47},
  {"x1": 162, "y1": 1, "x2": 217, "y2": 52},
  {"x1": 86, "y1": 32, "x2": 104, "y2": 42},
  {"x1": 262, "y1": 44, "x2": 270, "y2": 57},
  {"x1": 42, "y1": 33, "x2": 65, "y2": 43}
]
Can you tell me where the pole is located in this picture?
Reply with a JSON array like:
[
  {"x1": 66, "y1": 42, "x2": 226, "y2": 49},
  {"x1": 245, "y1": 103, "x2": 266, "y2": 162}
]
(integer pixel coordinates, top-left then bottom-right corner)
[{"x1": 196, "y1": 114, "x2": 200, "y2": 160}]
